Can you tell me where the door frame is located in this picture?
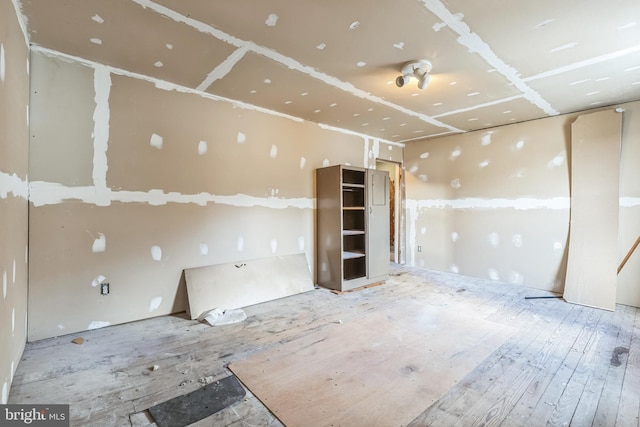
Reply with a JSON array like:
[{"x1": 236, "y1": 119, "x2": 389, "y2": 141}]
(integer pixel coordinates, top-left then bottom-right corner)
[{"x1": 375, "y1": 159, "x2": 405, "y2": 264}]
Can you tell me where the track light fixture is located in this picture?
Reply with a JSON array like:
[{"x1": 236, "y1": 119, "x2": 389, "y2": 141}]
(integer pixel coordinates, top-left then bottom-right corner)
[{"x1": 395, "y1": 59, "x2": 432, "y2": 90}]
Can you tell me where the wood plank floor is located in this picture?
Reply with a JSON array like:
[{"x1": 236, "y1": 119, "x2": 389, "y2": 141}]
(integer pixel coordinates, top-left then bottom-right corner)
[{"x1": 9, "y1": 265, "x2": 640, "y2": 427}]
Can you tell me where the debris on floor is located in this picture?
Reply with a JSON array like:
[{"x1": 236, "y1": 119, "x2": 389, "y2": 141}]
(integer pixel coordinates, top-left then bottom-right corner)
[
  {"x1": 71, "y1": 337, "x2": 84, "y2": 345},
  {"x1": 150, "y1": 365, "x2": 160, "y2": 371},
  {"x1": 198, "y1": 308, "x2": 247, "y2": 326},
  {"x1": 148, "y1": 375, "x2": 246, "y2": 427}
]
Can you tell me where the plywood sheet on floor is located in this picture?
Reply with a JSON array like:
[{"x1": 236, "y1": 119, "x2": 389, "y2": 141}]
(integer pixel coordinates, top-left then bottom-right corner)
[
  {"x1": 184, "y1": 253, "x2": 314, "y2": 319},
  {"x1": 564, "y1": 109, "x2": 622, "y2": 311},
  {"x1": 228, "y1": 300, "x2": 515, "y2": 427}
]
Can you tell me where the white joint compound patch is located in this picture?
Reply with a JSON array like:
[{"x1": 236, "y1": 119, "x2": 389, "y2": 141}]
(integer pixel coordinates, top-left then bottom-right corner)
[
  {"x1": 512, "y1": 234, "x2": 523, "y2": 248},
  {"x1": 270, "y1": 144, "x2": 278, "y2": 158},
  {"x1": 150, "y1": 133, "x2": 164, "y2": 150},
  {"x1": 299, "y1": 157, "x2": 306, "y2": 169},
  {"x1": 199, "y1": 243, "x2": 209, "y2": 255},
  {"x1": 488, "y1": 232, "x2": 500, "y2": 247},
  {"x1": 237, "y1": 132, "x2": 246, "y2": 144},
  {"x1": 270, "y1": 238, "x2": 278, "y2": 253},
  {"x1": 509, "y1": 271, "x2": 524, "y2": 284},
  {"x1": 488, "y1": 268, "x2": 500, "y2": 281},
  {"x1": 151, "y1": 245, "x2": 162, "y2": 261},
  {"x1": 237, "y1": 236, "x2": 244, "y2": 252},
  {"x1": 0, "y1": 43, "x2": 5, "y2": 82},
  {"x1": 450, "y1": 265, "x2": 460, "y2": 273},
  {"x1": 91, "y1": 275, "x2": 106, "y2": 287},
  {"x1": 265, "y1": 13, "x2": 278, "y2": 26},
  {"x1": 547, "y1": 152, "x2": 565, "y2": 168},
  {"x1": 92, "y1": 65, "x2": 111, "y2": 201},
  {"x1": 92, "y1": 233, "x2": 106, "y2": 252},
  {"x1": 2, "y1": 382, "x2": 7, "y2": 405},
  {"x1": 149, "y1": 296, "x2": 162, "y2": 312},
  {"x1": 450, "y1": 179, "x2": 461, "y2": 189},
  {"x1": 154, "y1": 61, "x2": 163, "y2": 68},
  {"x1": 88, "y1": 321, "x2": 110, "y2": 330},
  {"x1": 451, "y1": 232, "x2": 459, "y2": 242},
  {"x1": 90, "y1": 38, "x2": 103, "y2": 45},
  {"x1": 91, "y1": 14, "x2": 104, "y2": 23},
  {"x1": 393, "y1": 42, "x2": 405, "y2": 50},
  {"x1": 11, "y1": 308, "x2": 15, "y2": 335},
  {"x1": 420, "y1": 152, "x2": 430, "y2": 159},
  {"x1": 198, "y1": 140, "x2": 208, "y2": 155},
  {"x1": 298, "y1": 236, "x2": 305, "y2": 252},
  {"x1": 12, "y1": 259, "x2": 16, "y2": 283},
  {"x1": 2, "y1": 271, "x2": 6, "y2": 298},
  {"x1": 450, "y1": 147, "x2": 462, "y2": 160},
  {"x1": 479, "y1": 160, "x2": 490, "y2": 168},
  {"x1": 481, "y1": 132, "x2": 493, "y2": 146}
]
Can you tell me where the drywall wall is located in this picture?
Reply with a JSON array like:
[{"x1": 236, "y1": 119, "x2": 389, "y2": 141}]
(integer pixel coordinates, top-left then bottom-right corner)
[
  {"x1": 27, "y1": 50, "x2": 403, "y2": 341},
  {"x1": 404, "y1": 100, "x2": 640, "y2": 307},
  {"x1": 0, "y1": 0, "x2": 29, "y2": 404}
]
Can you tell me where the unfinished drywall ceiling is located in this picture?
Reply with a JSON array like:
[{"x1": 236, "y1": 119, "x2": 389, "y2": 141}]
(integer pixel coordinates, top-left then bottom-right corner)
[{"x1": 17, "y1": 0, "x2": 640, "y2": 143}]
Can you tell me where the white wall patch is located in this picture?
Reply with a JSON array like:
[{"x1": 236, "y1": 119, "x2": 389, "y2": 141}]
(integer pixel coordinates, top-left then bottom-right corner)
[
  {"x1": 270, "y1": 144, "x2": 278, "y2": 158},
  {"x1": 154, "y1": 61, "x2": 163, "y2": 68},
  {"x1": 0, "y1": 43, "x2": 5, "y2": 82},
  {"x1": 237, "y1": 132, "x2": 246, "y2": 144},
  {"x1": 91, "y1": 14, "x2": 104, "y2": 23},
  {"x1": 1, "y1": 382, "x2": 6, "y2": 405},
  {"x1": 488, "y1": 268, "x2": 500, "y2": 281},
  {"x1": 298, "y1": 236, "x2": 305, "y2": 252},
  {"x1": 149, "y1": 296, "x2": 162, "y2": 312},
  {"x1": 451, "y1": 232, "x2": 459, "y2": 242},
  {"x1": 92, "y1": 233, "x2": 106, "y2": 252},
  {"x1": 270, "y1": 238, "x2": 278, "y2": 254},
  {"x1": 88, "y1": 320, "x2": 110, "y2": 330},
  {"x1": 151, "y1": 245, "x2": 162, "y2": 261},
  {"x1": 91, "y1": 275, "x2": 106, "y2": 287},
  {"x1": 512, "y1": 234, "x2": 523, "y2": 248},
  {"x1": 481, "y1": 132, "x2": 493, "y2": 146},
  {"x1": 450, "y1": 147, "x2": 462, "y2": 160},
  {"x1": 450, "y1": 178, "x2": 461, "y2": 189},
  {"x1": 12, "y1": 308, "x2": 15, "y2": 335},
  {"x1": 550, "y1": 42, "x2": 578, "y2": 53},
  {"x1": 479, "y1": 160, "x2": 490, "y2": 168},
  {"x1": 547, "y1": 152, "x2": 565, "y2": 168},
  {"x1": 198, "y1": 140, "x2": 208, "y2": 155},
  {"x1": 488, "y1": 232, "x2": 500, "y2": 248},
  {"x1": 12, "y1": 259, "x2": 16, "y2": 283},
  {"x1": 299, "y1": 156, "x2": 306, "y2": 169},
  {"x1": 265, "y1": 14, "x2": 279, "y2": 26},
  {"x1": 2, "y1": 271, "x2": 6, "y2": 299},
  {"x1": 199, "y1": 243, "x2": 209, "y2": 255},
  {"x1": 393, "y1": 42, "x2": 405, "y2": 50},
  {"x1": 237, "y1": 236, "x2": 245, "y2": 252},
  {"x1": 90, "y1": 38, "x2": 103, "y2": 45},
  {"x1": 420, "y1": 152, "x2": 430, "y2": 159},
  {"x1": 92, "y1": 65, "x2": 111, "y2": 202},
  {"x1": 150, "y1": 133, "x2": 164, "y2": 150}
]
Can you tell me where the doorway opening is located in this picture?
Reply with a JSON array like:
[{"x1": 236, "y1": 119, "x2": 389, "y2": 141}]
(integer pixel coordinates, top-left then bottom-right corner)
[{"x1": 375, "y1": 159, "x2": 404, "y2": 264}]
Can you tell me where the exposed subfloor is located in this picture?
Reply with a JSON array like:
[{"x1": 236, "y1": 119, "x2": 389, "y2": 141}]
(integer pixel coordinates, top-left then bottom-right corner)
[{"x1": 9, "y1": 265, "x2": 640, "y2": 426}]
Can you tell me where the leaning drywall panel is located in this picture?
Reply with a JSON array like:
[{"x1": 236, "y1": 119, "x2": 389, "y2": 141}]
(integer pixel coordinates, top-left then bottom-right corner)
[
  {"x1": 563, "y1": 109, "x2": 622, "y2": 311},
  {"x1": 184, "y1": 254, "x2": 314, "y2": 320},
  {"x1": 616, "y1": 102, "x2": 640, "y2": 307}
]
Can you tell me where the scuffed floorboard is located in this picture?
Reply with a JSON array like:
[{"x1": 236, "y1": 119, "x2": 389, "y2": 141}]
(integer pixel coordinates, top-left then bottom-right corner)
[{"x1": 9, "y1": 264, "x2": 640, "y2": 426}]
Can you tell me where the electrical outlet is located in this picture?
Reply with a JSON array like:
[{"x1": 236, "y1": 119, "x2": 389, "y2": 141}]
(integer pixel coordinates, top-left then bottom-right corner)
[
  {"x1": 417, "y1": 246, "x2": 422, "y2": 252},
  {"x1": 101, "y1": 282, "x2": 109, "y2": 295}
]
